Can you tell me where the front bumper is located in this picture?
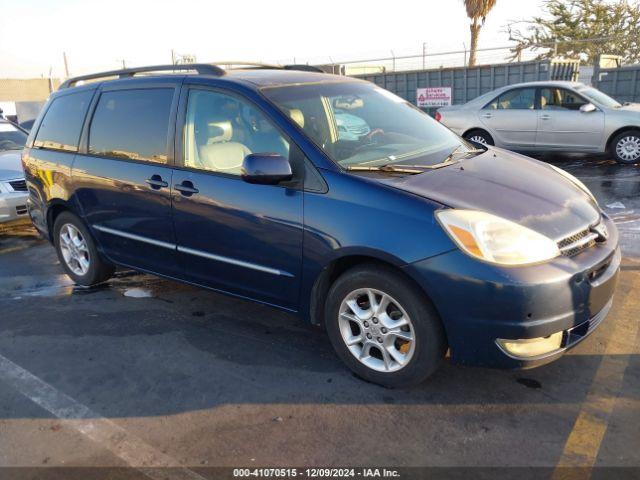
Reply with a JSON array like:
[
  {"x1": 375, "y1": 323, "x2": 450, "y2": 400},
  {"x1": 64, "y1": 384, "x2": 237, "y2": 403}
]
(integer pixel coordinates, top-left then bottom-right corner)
[
  {"x1": 0, "y1": 191, "x2": 29, "y2": 223},
  {"x1": 405, "y1": 215, "x2": 621, "y2": 369}
]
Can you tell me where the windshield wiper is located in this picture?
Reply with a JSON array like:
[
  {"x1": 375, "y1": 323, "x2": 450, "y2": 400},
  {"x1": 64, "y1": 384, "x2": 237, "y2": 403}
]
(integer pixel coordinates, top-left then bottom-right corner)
[{"x1": 346, "y1": 164, "x2": 426, "y2": 174}]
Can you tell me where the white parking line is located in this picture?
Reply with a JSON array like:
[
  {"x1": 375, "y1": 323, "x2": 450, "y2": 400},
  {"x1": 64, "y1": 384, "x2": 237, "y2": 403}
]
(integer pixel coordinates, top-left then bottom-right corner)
[{"x1": 0, "y1": 353, "x2": 206, "y2": 480}]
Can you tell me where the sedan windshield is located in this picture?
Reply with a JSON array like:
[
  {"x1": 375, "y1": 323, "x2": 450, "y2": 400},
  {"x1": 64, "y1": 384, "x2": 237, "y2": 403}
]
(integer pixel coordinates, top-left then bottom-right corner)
[
  {"x1": 577, "y1": 86, "x2": 622, "y2": 109},
  {"x1": 0, "y1": 122, "x2": 28, "y2": 151},
  {"x1": 262, "y1": 81, "x2": 475, "y2": 169}
]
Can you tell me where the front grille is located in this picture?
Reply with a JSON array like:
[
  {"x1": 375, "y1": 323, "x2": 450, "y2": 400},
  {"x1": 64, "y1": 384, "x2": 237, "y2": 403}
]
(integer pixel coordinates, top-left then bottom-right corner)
[
  {"x1": 15, "y1": 205, "x2": 28, "y2": 215},
  {"x1": 558, "y1": 227, "x2": 598, "y2": 257},
  {"x1": 8, "y1": 179, "x2": 27, "y2": 192}
]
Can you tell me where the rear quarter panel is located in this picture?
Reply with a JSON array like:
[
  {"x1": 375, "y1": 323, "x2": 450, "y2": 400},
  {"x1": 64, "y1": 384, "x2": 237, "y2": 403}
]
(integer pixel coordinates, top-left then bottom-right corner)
[{"x1": 23, "y1": 148, "x2": 78, "y2": 236}]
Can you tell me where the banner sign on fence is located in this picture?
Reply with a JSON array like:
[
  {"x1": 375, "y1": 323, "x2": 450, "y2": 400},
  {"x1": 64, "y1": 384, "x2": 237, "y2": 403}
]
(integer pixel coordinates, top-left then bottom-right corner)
[{"x1": 416, "y1": 87, "x2": 452, "y2": 107}]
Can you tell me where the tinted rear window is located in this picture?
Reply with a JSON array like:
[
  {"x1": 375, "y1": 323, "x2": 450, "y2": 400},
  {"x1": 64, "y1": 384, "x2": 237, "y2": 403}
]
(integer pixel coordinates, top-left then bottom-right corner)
[
  {"x1": 88, "y1": 89, "x2": 173, "y2": 163},
  {"x1": 34, "y1": 90, "x2": 93, "y2": 152}
]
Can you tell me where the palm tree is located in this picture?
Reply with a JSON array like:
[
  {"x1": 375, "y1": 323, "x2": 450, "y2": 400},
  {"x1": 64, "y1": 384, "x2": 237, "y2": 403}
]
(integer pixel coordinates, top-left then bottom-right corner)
[{"x1": 464, "y1": 0, "x2": 497, "y2": 67}]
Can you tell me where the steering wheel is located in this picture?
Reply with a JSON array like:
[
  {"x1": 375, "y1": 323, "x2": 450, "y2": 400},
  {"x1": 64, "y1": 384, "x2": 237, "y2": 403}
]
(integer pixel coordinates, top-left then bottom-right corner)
[{"x1": 365, "y1": 128, "x2": 385, "y2": 144}]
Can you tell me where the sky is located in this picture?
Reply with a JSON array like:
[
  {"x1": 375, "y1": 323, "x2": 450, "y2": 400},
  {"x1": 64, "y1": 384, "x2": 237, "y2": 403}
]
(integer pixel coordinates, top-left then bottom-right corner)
[{"x1": 0, "y1": 0, "x2": 546, "y2": 78}]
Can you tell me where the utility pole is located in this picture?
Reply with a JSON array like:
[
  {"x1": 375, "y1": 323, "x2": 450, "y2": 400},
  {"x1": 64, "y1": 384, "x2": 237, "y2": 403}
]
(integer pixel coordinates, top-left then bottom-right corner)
[
  {"x1": 171, "y1": 49, "x2": 176, "y2": 65},
  {"x1": 422, "y1": 42, "x2": 426, "y2": 70},
  {"x1": 121, "y1": 59, "x2": 126, "y2": 69},
  {"x1": 63, "y1": 52, "x2": 70, "y2": 78}
]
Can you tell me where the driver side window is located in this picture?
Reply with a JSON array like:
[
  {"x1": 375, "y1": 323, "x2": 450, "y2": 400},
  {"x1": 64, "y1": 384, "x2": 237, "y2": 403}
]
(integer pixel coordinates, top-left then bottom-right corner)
[
  {"x1": 184, "y1": 89, "x2": 290, "y2": 175},
  {"x1": 540, "y1": 88, "x2": 587, "y2": 111}
]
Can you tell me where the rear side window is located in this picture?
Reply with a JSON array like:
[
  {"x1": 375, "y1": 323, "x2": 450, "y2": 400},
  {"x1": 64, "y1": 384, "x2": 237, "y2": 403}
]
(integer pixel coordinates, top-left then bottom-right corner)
[
  {"x1": 89, "y1": 89, "x2": 173, "y2": 163},
  {"x1": 34, "y1": 90, "x2": 93, "y2": 152},
  {"x1": 486, "y1": 88, "x2": 536, "y2": 110}
]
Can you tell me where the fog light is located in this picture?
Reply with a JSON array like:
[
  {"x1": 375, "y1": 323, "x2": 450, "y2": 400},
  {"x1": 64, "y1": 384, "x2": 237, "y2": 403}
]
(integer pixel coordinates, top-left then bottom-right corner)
[{"x1": 496, "y1": 332, "x2": 563, "y2": 359}]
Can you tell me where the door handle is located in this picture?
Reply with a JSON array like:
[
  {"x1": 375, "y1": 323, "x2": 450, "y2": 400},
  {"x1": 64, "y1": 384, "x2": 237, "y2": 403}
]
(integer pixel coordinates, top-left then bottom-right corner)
[
  {"x1": 146, "y1": 175, "x2": 168, "y2": 190},
  {"x1": 175, "y1": 181, "x2": 199, "y2": 196},
  {"x1": 540, "y1": 114, "x2": 551, "y2": 120},
  {"x1": 481, "y1": 113, "x2": 492, "y2": 118}
]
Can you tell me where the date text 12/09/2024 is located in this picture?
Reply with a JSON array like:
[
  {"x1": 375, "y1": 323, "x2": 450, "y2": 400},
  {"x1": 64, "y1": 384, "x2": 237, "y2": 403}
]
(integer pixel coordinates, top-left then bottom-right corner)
[{"x1": 233, "y1": 468, "x2": 401, "y2": 478}]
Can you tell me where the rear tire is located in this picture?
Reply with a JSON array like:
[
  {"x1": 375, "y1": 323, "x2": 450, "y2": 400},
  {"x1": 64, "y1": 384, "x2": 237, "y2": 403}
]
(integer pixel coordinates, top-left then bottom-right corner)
[
  {"x1": 53, "y1": 211, "x2": 115, "y2": 286},
  {"x1": 324, "y1": 263, "x2": 447, "y2": 388},
  {"x1": 610, "y1": 130, "x2": 640, "y2": 164},
  {"x1": 464, "y1": 129, "x2": 494, "y2": 147}
]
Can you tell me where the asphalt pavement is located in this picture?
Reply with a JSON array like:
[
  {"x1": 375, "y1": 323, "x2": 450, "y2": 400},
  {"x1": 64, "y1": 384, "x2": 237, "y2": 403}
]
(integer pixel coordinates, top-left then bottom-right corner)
[{"x1": 0, "y1": 154, "x2": 638, "y2": 478}]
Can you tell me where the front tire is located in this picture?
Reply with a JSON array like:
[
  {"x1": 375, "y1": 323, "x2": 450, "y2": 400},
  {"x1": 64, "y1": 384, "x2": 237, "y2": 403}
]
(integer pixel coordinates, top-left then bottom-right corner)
[
  {"x1": 53, "y1": 211, "x2": 115, "y2": 286},
  {"x1": 611, "y1": 130, "x2": 640, "y2": 164},
  {"x1": 325, "y1": 264, "x2": 447, "y2": 388}
]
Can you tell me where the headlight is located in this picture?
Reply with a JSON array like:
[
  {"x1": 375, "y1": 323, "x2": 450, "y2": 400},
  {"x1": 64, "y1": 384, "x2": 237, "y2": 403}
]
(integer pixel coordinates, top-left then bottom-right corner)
[
  {"x1": 436, "y1": 209, "x2": 560, "y2": 266},
  {"x1": 549, "y1": 164, "x2": 597, "y2": 205}
]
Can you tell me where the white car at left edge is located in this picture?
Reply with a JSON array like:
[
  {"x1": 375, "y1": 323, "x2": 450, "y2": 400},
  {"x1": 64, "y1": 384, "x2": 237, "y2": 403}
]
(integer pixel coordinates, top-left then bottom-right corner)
[{"x1": 0, "y1": 120, "x2": 29, "y2": 224}]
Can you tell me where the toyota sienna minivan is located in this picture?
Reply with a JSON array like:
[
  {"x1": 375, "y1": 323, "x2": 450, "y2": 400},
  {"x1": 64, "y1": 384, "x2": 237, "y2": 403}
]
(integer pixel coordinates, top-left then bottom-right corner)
[{"x1": 22, "y1": 64, "x2": 620, "y2": 387}]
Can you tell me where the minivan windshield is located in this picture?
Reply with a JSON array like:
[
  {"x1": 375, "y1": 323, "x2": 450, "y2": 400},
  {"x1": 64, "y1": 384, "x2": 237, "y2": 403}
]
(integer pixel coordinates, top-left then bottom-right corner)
[
  {"x1": 262, "y1": 81, "x2": 476, "y2": 169},
  {"x1": 576, "y1": 86, "x2": 622, "y2": 108}
]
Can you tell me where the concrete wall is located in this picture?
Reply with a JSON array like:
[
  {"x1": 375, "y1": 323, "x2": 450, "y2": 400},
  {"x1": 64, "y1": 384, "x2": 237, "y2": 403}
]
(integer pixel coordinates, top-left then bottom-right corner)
[{"x1": 0, "y1": 78, "x2": 61, "y2": 102}]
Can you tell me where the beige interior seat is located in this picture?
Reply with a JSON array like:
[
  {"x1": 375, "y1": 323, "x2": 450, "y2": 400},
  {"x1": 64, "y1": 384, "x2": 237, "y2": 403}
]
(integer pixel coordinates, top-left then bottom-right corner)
[
  {"x1": 199, "y1": 121, "x2": 252, "y2": 173},
  {"x1": 288, "y1": 108, "x2": 305, "y2": 129}
]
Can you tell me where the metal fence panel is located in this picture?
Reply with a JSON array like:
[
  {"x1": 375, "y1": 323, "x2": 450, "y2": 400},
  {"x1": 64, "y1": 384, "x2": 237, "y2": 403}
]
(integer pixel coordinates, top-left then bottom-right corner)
[
  {"x1": 356, "y1": 59, "x2": 585, "y2": 111},
  {"x1": 358, "y1": 60, "x2": 552, "y2": 109},
  {"x1": 594, "y1": 65, "x2": 640, "y2": 103}
]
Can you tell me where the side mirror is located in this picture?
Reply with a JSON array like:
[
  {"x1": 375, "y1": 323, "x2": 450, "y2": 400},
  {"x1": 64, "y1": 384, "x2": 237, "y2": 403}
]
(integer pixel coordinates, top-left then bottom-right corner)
[
  {"x1": 241, "y1": 153, "x2": 292, "y2": 185},
  {"x1": 580, "y1": 103, "x2": 597, "y2": 113}
]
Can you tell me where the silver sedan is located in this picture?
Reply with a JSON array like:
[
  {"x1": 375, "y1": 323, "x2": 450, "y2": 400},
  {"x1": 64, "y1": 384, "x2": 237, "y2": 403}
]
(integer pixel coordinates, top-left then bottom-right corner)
[{"x1": 436, "y1": 81, "x2": 640, "y2": 164}]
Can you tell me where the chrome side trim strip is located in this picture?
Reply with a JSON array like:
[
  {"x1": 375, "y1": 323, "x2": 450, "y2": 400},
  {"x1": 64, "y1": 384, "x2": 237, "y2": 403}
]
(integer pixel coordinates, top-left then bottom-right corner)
[
  {"x1": 93, "y1": 225, "x2": 176, "y2": 250},
  {"x1": 92, "y1": 225, "x2": 292, "y2": 277},
  {"x1": 176, "y1": 245, "x2": 291, "y2": 277}
]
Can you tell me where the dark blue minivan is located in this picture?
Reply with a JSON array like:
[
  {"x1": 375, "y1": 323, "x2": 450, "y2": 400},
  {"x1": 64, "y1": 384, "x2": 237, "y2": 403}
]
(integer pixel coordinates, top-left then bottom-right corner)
[{"x1": 22, "y1": 64, "x2": 620, "y2": 387}]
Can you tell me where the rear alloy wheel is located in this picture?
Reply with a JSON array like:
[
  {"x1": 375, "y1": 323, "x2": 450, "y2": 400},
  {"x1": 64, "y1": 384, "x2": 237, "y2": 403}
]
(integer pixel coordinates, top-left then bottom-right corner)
[
  {"x1": 59, "y1": 223, "x2": 91, "y2": 276},
  {"x1": 612, "y1": 130, "x2": 640, "y2": 164},
  {"x1": 325, "y1": 264, "x2": 447, "y2": 388},
  {"x1": 464, "y1": 130, "x2": 494, "y2": 147},
  {"x1": 53, "y1": 212, "x2": 115, "y2": 286}
]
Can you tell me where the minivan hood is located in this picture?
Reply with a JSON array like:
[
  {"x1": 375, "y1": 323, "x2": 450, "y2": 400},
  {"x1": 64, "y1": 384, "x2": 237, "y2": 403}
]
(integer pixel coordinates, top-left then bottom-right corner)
[
  {"x1": 378, "y1": 148, "x2": 600, "y2": 240},
  {"x1": 0, "y1": 150, "x2": 24, "y2": 181}
]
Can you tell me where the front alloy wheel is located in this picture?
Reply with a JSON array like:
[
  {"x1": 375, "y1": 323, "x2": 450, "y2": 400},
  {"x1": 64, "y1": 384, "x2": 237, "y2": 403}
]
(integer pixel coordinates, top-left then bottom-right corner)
[
  {"x1": 338, "y1": 288, "x2": 415, "y2": 372},
  {"x1": 325, "y1": 263, "x2": 447, "y2": 388}
]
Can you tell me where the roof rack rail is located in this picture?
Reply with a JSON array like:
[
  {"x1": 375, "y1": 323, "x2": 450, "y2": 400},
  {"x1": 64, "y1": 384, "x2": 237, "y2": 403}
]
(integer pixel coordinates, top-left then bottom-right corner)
[
  {"x1": 209, "y1": 61, "x2": 324, "y2": 73},
  {"x1": 59, "y1": 62, "x2": 326, "y2": 90},
  {"x1": 209, "y1": 61, "x2": 281, "y2": 69},
  {"x1": 59, "y1": 64, "x2": 225, "y2": 89},
  {"x1": 283, "y1": 64, "x2": 324, "y2": 73}
]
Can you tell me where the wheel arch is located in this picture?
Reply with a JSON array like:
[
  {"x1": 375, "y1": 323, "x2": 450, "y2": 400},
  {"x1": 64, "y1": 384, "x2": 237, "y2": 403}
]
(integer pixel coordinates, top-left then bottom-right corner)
[
  {"x1": 462, "y1": 127, "x2": 493, "y2": 141},
  {"x1": 306, "y1": 253, "x2": 438, "y2": 329},
  {"x1": 606, "y1": 126, "x2": 640, "y2": 151},
  {"x1": 46, "y1": 200, "x2": 77, "y2": 242}
]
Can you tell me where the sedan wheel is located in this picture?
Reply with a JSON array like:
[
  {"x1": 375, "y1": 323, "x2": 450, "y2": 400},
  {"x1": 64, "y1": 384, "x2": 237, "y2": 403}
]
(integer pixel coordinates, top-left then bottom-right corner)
[
  {"x1": 59, "y1": 223, "x2": 91, "y2": 276},
  {"x1": 615, "y1": 134, "x2": 640, "y2": 163},
  {"x1": 338, "y1": 288, "x2": 415, "y2": 373},
  {"x1": 468, "y1": 134, "x2": 488, "y2": 146}
]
